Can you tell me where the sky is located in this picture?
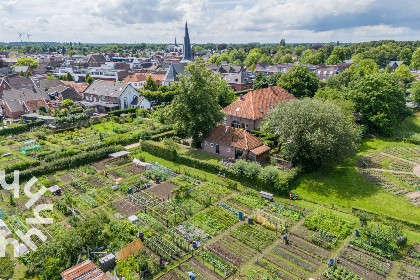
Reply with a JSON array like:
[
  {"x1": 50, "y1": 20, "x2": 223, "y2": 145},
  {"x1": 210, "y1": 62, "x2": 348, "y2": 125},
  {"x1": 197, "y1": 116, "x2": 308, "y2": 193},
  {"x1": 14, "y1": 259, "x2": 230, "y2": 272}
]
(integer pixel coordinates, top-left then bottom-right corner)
[{"x1": 0, "y1": 0, "x2": 420, "y2": 44}]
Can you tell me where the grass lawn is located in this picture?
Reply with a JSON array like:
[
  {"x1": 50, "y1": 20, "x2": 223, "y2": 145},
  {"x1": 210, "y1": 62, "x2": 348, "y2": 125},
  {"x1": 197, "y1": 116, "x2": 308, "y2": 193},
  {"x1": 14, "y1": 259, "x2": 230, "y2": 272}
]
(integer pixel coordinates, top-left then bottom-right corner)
[
  {"x1": 291, "y1": 137, "x2": 420, "y2": 224},
  {"x1": 177, "y1": 145, "x2": 223, "y2": 165},
  {"x1": 395, "y1": 109, "x2": 420, "y2": 141}
]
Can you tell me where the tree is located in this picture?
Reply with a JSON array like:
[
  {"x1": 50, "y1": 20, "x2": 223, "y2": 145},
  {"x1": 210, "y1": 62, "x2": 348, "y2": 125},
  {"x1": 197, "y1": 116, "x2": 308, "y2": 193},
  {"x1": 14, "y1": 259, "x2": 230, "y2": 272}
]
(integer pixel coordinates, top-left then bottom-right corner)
[
  {"x1": 61, "y1": 99, "x2": 74, "y2": 108},
  {"x1": 410, "y1": 80, "x2": 420, "y2": 107},
  {"x1": 169, "y1": 59, "x2": 224, "y2": 146},
  {"x1": 217, "y1": 80, "x2": 236, "y2": 107},
  {"x1": 325, "y1": 54, "x2": 341, "y2": 65},
  {"x1": 15, "y1": 57, "x2": 39, "y2": 69},
  {"x1": 393, "y1": 64, "x2": 414, "y2": 88},
  {"x1": 244, "y1": 49, "x2": 262, "y2": 67},
  {"x1": 0, "y1": 253, "x2": 15, "y2": 279},
  {"x1": 19, "y1": 71, "x2": 25, "y2": 76},
  {"x1": 398, "y1": 48, "x2": 412, "y2": 65},
  {"x1": 261, "y1": 99, "x2": 360, "y2": 170},
  {"x1": 349, "y1": 59, "x2": 379, "y2": 78},
  {"x1": 348, "y1": 72, "x2": 408, "y2": 136},
  {"x1": 410, "y1": 47, "x2": 420, "y2": 70},
  {"x1": 277, "y1": 65, "x2": 319, "y2": 98},
  {"x1": 39, "y1": 105, "x2": 48, "y2": 114},
  {"x1": 66, "y1": 72, "x2": 74, "y2": 81},
  {"x1": 144, "y1": 75, "x2": 158, "y2": 91},
  {"x1": 85, "y1": 73, "x2": 93, "y2": 84},
  {"x1": 254, "y1": 72, "x2": 269, "y2": 90}
]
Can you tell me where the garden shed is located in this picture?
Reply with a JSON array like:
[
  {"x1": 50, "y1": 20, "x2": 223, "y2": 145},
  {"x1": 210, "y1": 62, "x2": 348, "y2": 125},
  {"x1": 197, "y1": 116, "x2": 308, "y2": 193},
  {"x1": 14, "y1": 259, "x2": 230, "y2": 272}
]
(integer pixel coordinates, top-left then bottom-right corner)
[
  {"x1": 109, "y1": 151, "x2": 130, "y2": 158},
  {"x1": 0, "y1": 219, "x2": 12, "y2": 238},
  {"x1": 48, "y1": 185, "x2": 62, "y2": 195}
]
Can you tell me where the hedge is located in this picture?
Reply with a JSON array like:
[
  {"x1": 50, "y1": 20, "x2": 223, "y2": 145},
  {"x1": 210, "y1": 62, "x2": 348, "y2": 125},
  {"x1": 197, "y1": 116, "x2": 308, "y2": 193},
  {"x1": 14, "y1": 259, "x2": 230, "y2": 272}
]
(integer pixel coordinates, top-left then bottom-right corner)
[
  {"x1": 108, "y1": 108, "x2": 137, "y2": 117},
  {"x1": 2, "y1": 160, "x2": 40, "y2": 173},
  {"x1": 4, "y1": 145, "x2": 123, "y2": 184},
  {"x1": 140, "y1": 140, "x2": 300, "y2": 195},
  {"x1": 352, "y1": 207, "x2": 420, "y2": 231},
  {"x1": 0, "y1": 120, "x2": 45, "y2": 136}
]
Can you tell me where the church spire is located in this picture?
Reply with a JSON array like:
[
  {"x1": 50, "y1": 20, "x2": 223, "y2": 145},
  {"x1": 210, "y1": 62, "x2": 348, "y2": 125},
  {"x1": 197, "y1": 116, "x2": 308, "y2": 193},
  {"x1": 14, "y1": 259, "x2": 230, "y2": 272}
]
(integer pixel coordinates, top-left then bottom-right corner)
[{"x1": 182, "y1": 21, "x2": 193, "y2": 62}]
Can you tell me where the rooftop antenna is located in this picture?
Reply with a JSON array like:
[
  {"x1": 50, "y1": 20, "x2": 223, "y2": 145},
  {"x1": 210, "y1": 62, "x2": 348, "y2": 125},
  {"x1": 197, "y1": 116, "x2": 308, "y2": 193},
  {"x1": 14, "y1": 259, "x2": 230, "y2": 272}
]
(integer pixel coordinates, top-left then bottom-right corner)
[
  {"x1": 18, "y1": 32, "x2": 22, "y2": 42},
  {"x1": 27, "y1": 34, "x2": 32, "y2": 41}
]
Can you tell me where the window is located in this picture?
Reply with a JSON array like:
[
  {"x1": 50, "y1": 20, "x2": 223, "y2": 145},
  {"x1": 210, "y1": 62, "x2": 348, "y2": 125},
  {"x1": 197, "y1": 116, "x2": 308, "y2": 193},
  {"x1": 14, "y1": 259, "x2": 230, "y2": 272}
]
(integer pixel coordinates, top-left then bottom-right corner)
[
  {"x1": 204, "y1": 141, "x2": 207, "y2": 146},
  {"x1": 227, "y1": 148, "x2": 230, "y2": 152},
  {"x1": 216, "y1": 144, "x2": 219, "y2": 154},
  {"x1": 124, "y1": 97, "x2": 128, "y2": 109},
  {"x1": 210, "y1": 143, "x2": 214, "y2": 147}
]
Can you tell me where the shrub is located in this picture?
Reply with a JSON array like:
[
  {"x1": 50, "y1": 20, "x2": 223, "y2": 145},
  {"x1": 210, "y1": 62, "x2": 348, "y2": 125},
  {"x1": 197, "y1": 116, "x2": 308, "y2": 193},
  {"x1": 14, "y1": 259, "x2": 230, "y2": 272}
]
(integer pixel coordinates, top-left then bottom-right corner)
[
  {"x1": 0, "y1": 120, "x2": 44, "y2": 136},
  {"x1": 108, "y1": 108, "x2": 136, "y2": 117}
]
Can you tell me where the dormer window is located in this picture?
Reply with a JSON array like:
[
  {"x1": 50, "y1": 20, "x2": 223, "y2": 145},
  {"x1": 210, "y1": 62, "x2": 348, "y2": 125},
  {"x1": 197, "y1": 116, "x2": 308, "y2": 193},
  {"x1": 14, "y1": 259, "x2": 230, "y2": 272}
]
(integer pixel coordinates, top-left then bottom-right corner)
[{"x1": 258, "y1": 108, "x2": 263, "y2": 113}]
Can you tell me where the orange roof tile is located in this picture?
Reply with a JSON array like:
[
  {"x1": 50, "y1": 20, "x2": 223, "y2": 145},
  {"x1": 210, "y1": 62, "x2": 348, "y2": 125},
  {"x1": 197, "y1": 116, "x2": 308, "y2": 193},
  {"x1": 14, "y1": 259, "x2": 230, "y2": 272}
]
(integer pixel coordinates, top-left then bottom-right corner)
[
  {"x1": 221, "y1": 86, "x2": 295, "y2": 120},
  {"x1": 60, "y1": 260, "x2": 108, "y2": 280},
  {"x1": 123, "y1": 73, "x2": 165, "y2": 83},
  {"x1": 250, "y1": 145, "x2": 270, "y2": 155},
  {"x1": 206, "y1": 125, "x2": 268, "y2": 151}
]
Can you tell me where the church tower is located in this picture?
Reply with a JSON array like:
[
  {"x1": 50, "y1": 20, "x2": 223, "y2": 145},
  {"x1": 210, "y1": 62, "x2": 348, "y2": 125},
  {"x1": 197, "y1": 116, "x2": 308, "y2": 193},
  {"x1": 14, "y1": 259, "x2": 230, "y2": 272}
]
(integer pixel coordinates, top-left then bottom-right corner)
[{"x1": 182, "y1": 22, "x2": 193, "y2": 62}]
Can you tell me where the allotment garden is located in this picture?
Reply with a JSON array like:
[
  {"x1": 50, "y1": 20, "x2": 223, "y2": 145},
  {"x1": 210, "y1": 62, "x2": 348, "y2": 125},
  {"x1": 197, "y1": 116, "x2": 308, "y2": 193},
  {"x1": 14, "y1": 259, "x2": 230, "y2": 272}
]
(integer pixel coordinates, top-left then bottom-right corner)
[{"x1": 0, "y1": 112, "x2": 419, "y2": 280}]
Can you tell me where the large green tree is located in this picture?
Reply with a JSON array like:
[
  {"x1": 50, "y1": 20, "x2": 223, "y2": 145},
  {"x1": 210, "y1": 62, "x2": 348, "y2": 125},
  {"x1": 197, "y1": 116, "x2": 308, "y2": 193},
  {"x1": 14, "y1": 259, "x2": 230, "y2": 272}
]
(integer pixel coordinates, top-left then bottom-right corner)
[
  {"x1": 169, "y1": 59, "x2": 225, "y2": 146},
  {"x1": 0, "y1": 253, "x2": 15, "y2": 279},
  {"x1": 262, "y1": 98, "x2": 360, "y2": 170},
  {"x1": 144, "y1": 75, "x2": 158, "y2": 91},
  {"x1": 410, "y1": 47, "x2": 420, "y2": 70},
  {"x1": 348, "y1": 72, "x2": 408, "y2": 136},
  {"x1": 410, "y1": 80, "x2": 420, "y2": 107},
  {"x1": 14, "y1": 57, "x2": 39, "y2": 69},
  {"x1": 277, "y1": 65, "x2": 319, "y2": 98}
]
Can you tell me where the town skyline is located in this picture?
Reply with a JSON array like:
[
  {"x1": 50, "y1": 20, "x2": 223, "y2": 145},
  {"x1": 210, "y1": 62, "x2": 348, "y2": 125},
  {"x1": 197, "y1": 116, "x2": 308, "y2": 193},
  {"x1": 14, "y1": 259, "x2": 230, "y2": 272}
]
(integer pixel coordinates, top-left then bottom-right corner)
[{"x1": 1, "y1": 0, "x2": 420, "y2": 44}]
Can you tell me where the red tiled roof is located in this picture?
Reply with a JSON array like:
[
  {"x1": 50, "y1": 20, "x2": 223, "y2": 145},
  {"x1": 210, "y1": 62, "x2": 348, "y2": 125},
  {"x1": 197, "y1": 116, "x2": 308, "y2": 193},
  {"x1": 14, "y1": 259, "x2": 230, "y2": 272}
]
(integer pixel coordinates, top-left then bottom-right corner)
[
  {"x1": 250, "y1": 145, "x2": 270, "y2": 155},
  {"x1": 123, "y1": 73, "x2": 165, "y2": 83},
  {"x1": 62, "y1": 81, "x2": 89, "y2": 95},
  {"x1": 221, "y1": 86, "x2": 295, "y2": 120},
  {"x1": 61, "y1": 260, "x2": 108, "y2": 280},
  {"x1": 206, "y1": 125, "x2": 269, "y2": 152}
]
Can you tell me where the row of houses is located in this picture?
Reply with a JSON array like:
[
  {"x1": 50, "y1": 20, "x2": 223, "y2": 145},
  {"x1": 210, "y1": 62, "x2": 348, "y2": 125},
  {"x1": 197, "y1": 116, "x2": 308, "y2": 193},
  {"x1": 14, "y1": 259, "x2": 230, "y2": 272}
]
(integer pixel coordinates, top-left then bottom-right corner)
[{"x1": 0, "y1": 74, "x2": 151, "y2": 118}]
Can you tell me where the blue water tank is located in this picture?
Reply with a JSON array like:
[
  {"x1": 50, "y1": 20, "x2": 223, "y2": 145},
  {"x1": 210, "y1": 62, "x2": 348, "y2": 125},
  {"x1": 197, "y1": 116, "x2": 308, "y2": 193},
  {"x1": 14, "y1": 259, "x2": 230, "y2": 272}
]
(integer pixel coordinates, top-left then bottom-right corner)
[{"x1": 238, "y1": 212, "x2": 243, "y2": 220}]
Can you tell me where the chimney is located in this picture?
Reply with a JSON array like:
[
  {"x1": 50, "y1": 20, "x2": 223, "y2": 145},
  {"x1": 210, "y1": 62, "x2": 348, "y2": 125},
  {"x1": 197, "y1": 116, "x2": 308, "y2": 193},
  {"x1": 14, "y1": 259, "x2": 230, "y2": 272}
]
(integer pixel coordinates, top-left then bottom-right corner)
[
  {"x1": 268, "y1": 84, "x2": 273, "y2": 90},
  {"x1": 239, "y1": 94, "x2": 244, "y2": 101}
]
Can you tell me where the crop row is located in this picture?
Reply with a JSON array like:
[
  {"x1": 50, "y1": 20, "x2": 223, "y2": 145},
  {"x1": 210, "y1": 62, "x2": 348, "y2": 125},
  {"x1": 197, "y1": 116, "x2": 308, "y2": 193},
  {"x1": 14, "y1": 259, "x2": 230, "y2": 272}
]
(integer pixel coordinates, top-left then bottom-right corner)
[
  {"x1": 272, "y1": 246, "x2": 317, "y2": 272},
  {"x1": 323, "y1": 265, "x2": 364, "y2": 280},
  {"x1": 197, "y1": 249, "x2": 235, "y2": 276},
  {"x1": 229, "y1": 193, "x2": 268, "y2": 209},
  {"x1": 229, "y1": 224, "x2": 276, "y2": 251},
  {"x1": 207, "y1": 236, "x2": 256, "y2": 266},
  {"x1": 339, "y1": 246, "x2": 392, "y2": 276},
  {"x1": 303, "y1": 211, "x2": 355, "y2": 239}
]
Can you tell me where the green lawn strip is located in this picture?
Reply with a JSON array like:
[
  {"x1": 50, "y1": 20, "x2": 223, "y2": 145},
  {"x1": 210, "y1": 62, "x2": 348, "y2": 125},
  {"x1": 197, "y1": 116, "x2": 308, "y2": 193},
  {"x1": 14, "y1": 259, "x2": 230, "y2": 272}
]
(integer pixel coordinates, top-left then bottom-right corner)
[
  {"x1": 381, "y1": 157, "x2": 397, "y2": 169},
  {"x1": 293, "y1": 164, "x2": 420, "y2": 224},
  {"x1": 130, "y1": 151, "x2": 237, "y2": 187},
  {"x1": 383, "y1": 172, "x2": 417, "y2": 192}
]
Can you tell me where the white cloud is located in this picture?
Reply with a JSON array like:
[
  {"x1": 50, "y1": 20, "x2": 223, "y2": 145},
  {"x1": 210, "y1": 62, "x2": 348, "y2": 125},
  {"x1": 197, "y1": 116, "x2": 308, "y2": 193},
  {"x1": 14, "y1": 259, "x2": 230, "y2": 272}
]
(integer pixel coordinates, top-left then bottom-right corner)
[{"x1": 0, "y1": 0, "x2": 418, "y2": 43}]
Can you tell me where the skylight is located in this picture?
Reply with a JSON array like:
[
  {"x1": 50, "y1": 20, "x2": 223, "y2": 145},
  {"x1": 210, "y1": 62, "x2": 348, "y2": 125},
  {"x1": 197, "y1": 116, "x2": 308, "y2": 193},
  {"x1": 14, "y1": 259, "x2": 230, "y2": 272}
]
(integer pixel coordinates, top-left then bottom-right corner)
[{"x1": 236, "y1": 107, "x2": 241, "y2": 111}]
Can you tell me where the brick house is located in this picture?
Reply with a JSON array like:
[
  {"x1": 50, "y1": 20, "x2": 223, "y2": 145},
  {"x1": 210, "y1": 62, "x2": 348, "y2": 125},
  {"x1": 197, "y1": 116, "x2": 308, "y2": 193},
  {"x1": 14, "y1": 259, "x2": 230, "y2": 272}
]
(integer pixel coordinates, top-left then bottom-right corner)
[
  {"x1": 203, "y1": 125, "x2": 270, "y2": 162},
  {"x1": 86, "y1": 54, "x2": 107, "y2": 67},
  {"x1": 221, "y1": 86, "x2": 295, "y2": 131},
  {"x1": 0, "y1": 76, "x2": 36, "y2": 98},
  {"x1": 224, "y1": 71, "x2": 253, "y2": 91},
  {"x1": 2, "y1": 88, "x2": 50, "y2": 118}
]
